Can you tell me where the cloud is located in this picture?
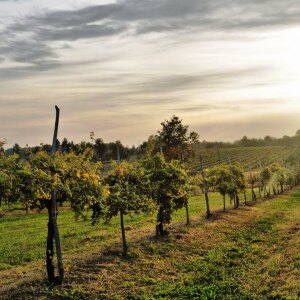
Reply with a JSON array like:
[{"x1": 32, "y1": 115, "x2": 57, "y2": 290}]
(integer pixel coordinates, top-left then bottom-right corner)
[
  {"x1": 0, "y1": 61, "x2": 62, "y2": 81},
  {"x1": 124, "y1": 67, "x2": 269, "y2": 95},
  {"x1": 0, "y1": 39, "x2": 56, "y2": 64},
  {"x1": 1, "y1": 0, "x2": 299, "y2": 78},
  {"x1": 12, "y1": 0, "x2": 300, "y2": 38},
  {"x1": 35, "y1": 23, "x2": 126, "y2": 41}
]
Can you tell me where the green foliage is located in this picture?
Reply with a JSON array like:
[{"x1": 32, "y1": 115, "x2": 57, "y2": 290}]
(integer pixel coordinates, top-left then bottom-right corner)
[
  {"x1": 260, "y1": 162, "x2": 299, "y2": 194},
  {"x1": 143, "y1": 154, "x2": 188, "y2": 235},
  {"x1": 0, "y1": 140, "x2": 5, "y2": 155},
  {"x1": 187, "y1": 174, "x2": 203, "y2": 190},
  {"x1": 61, "y1": 149, "x2": 108, "y2": 222},
  {"x1": 0, "y1": 154, "x2": 19, "y2": 207},
  {"x1": 0, "y1": 149, "x2": 108, "y2": 220},
  {"x1": 104, "y1": 161, "x2": 153, "y2": 220},
  {"x1": 206, "y1": 163, "x2": 246, "y2": 200}
]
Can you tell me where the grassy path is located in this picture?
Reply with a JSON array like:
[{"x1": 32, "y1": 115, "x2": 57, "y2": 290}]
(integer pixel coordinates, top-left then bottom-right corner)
[{"x1": 0, "y1": 188, "x2": 299, "y2": 299}]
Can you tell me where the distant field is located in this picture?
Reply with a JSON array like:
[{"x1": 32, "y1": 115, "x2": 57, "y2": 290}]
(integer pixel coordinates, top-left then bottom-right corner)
[{"x1": 191, "y1": 145, "x2": 297, "y2": 171}]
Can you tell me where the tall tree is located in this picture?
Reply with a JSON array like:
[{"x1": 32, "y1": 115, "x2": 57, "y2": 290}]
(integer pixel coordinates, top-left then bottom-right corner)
[
  {"x1": 158, "y1": 115, "x2": 199, "y2": 161},
  {"x1": 206, "y1": 164, "x2": 230, "y2": 212}
]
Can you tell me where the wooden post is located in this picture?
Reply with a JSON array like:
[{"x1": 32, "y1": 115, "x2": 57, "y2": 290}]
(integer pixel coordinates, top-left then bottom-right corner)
[
  {"x1": 257, "y1": 164, "x2": 262, "y2": 198},
  {"x1": 242, "y1": 161, "x2": 247, "y2": 206},
  {"x1": 185, "y1": 196, "x2": 190, "y2": 225},
  {"x1": 225, "y1": 145, "x2": 232, "y2": 165},
  {"x1": 249, "y1": 164, "x2": 256, "y2": 203},
  {"x1": 120, "y1": 209, "x2": 127, "y2": 257},
  {"x1": 219, "y1": 148, "x2": 226, "y2": 211},
  {"x1": 259, "y1": 160, "x2": 265, "y2": 198},
  {"x1": 217, "y1": 145, "x2": 221, "y2": 164},
  {"x1": 249, "y1": 164, "x2": 253, "y2": 202},
  {"x1": 46, "y1": 105, "x2": 64, "y2": 285},
  {"x1": 117, "y1": 147, "x2": 128, "y2": 256},
  {"x1": 200, "y1": 156, "x2": 211, "y2": 218}
]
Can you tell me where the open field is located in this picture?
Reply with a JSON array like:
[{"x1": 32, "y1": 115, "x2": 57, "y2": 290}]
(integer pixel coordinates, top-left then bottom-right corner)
[{"x1": 0, "y1": 187, "x2": 299, "y2": 299}]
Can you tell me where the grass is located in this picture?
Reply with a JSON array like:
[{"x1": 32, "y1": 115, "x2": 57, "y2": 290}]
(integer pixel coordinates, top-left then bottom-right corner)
[
  {"x1": 0, "y1": 190, "x2": 243, "y2": 268},
  {"x1": 0, "y1": 187, "x2": 299, "y2": 299}
]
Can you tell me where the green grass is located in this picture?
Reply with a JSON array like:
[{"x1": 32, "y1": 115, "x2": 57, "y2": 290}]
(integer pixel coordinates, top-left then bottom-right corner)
[
  {"x1": 0, "y1": 191, "x2": 243, "y2": 268},
  {"x1": 128, "y1": 190, "x2": 300, "y2": 300},
  {"x1": 149, "y1": 216, "x2": 283, "y2": 299}
]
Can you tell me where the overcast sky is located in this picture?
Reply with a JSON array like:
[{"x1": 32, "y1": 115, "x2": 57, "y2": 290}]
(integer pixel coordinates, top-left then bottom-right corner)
[{"x1": 1, "y1": 0, "x2": 300, "y2": 147}]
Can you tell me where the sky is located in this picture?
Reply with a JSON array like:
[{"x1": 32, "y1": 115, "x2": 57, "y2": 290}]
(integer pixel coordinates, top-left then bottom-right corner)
[{"x1": 1, "y1": 0, "x2": 300, "y2": 147}]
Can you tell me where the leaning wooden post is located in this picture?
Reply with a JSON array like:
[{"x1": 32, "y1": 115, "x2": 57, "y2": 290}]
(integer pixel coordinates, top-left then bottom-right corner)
[
  {"x1": 46, "y1": 105, "x2": 64, "y2": 285},
  {"x1": 200, "y1": 156, "x2": 211, "y2": 218}
]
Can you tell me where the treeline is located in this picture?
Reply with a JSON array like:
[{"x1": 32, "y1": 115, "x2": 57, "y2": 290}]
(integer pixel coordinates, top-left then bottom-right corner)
[
  {"x1": 203, "y1": 130, "x2": 300, "y2": 149},
  {"x1": 3, "y1": 125, "x2": 300, "y2": 157},
  {"x1": 2, "y1": 115, "x2": 199, "y2": 163},
  {"x1": 3, "y1": 138, "x2": 142, "y2": 162}
]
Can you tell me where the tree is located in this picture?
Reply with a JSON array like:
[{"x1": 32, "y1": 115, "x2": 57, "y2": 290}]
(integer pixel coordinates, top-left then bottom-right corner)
[
  {"x1": 61, "y1": 138, "x2": 72, "y2": 153},
  {"x1": 14, "y1": 148, "x2": 108, "y2": 283},
  {"x1": 158, "y1": 115, "x2": 199, "y2": 161},
  {"x1": 12, "y1": 143, "x2": 21, "y2": 156},
  {"x1": 206, "y1": 163, "x2": 245, "y2": 210},
  {"x1": 206, "y1": 164, "x2": 230, "y2": 212},
  {"x1": 261, "y1": 167, "x2": 272, "y2": 197},
  {"x1": 104, "y1": 161, "x2": 153, "y2": 256},
  {"x1": 0, "y1": 140, "x2": 5, "y2": 154},
  {"x1": 61, "y1": 149, "x2": 108, "y2": 223},
  {"x1": 94, "y1": 138, "x2": 107, "y2": 161},
  {"x1": 143, "y1": 154, "x2": 188, "y2": 236},
  {"x1": 228, "y1": 164, "x2": 246, "y2": 208},
  {"x1": 187, "y1": 174, "x2": 203, "y2": 196},
  {"x1": 0, "y1": 154, "x2": 21, "y2": 210},
  {"x1": 270, "y1": 164, "x2": 287, "y2": 194}
]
